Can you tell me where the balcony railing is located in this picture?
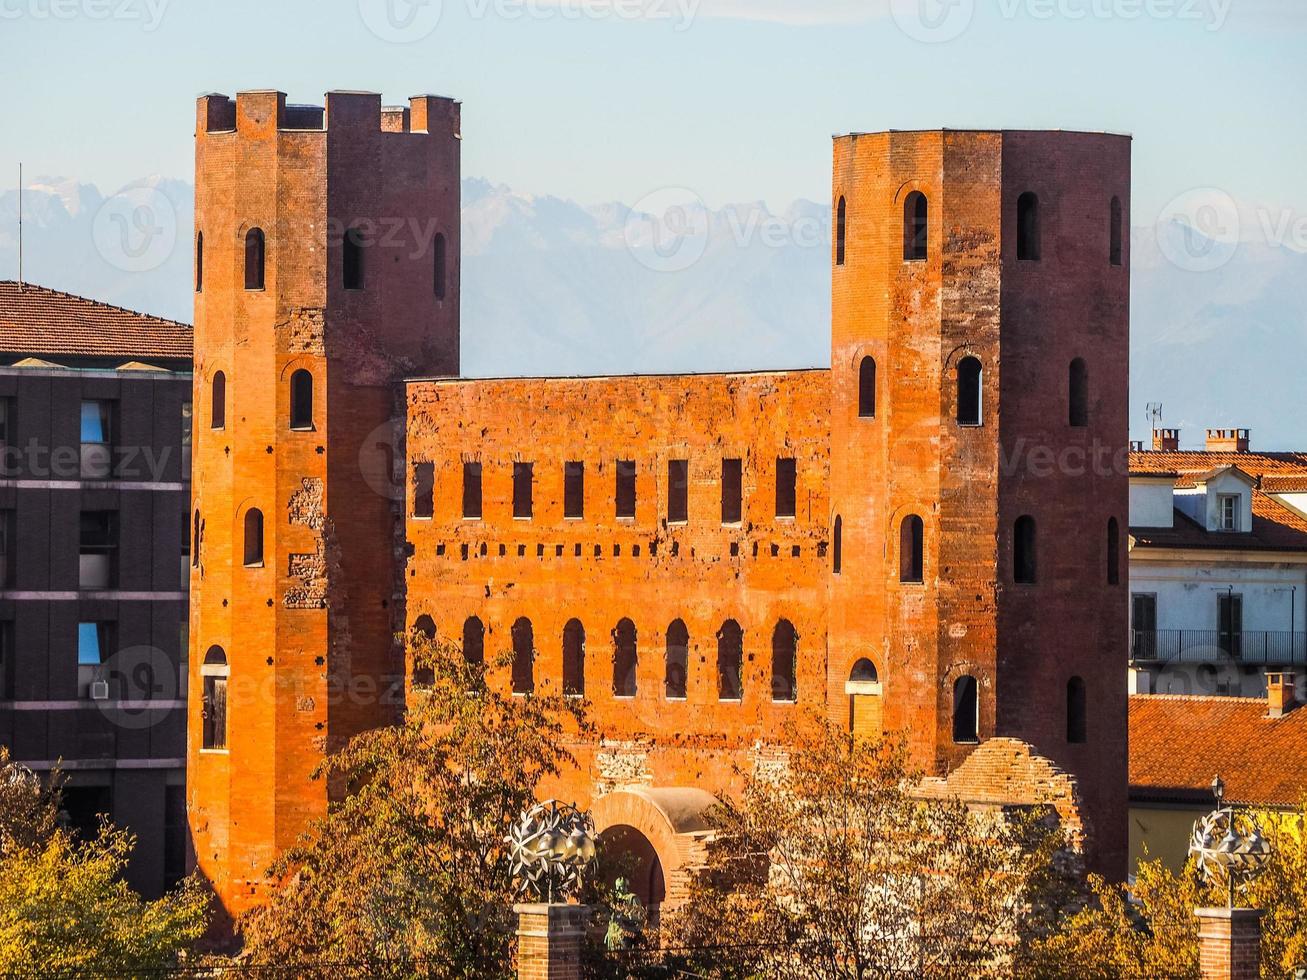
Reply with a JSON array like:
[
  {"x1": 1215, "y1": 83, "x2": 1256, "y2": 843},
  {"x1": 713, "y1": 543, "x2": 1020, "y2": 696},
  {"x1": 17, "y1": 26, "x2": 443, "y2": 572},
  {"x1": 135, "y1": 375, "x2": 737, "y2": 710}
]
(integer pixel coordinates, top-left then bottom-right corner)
[{"x1": 1131, "y1": 629, "x2": 1307, "y2": 665}]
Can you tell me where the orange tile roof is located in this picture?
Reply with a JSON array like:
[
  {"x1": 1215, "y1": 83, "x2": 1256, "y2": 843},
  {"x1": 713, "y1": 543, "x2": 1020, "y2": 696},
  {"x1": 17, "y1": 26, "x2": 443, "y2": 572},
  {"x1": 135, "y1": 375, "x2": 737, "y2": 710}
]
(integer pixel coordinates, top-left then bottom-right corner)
[
  {"x1": 1130, "y1": 694, "x2": 1307, "y2": 807},
  {"x1": 1131, "y1": 449, "x2": 1307, "y2": 478},
  {"x1": 0, "y1": 281, "x2": 192, "y2": 361},
  {"x1": 1263, "y1": 475, "x2": 1307, "y2": 494}
]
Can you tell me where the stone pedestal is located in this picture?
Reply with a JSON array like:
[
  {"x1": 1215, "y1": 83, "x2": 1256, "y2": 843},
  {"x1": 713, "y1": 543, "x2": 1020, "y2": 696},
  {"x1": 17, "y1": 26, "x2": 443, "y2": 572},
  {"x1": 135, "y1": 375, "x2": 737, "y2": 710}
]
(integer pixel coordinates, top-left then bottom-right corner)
[
  {"x1": 1195, "y1": 907, "x2": 1263, "y2": 980},
  {"x1": 515, "y1": 903, "x2": 589, "y2": 980}
]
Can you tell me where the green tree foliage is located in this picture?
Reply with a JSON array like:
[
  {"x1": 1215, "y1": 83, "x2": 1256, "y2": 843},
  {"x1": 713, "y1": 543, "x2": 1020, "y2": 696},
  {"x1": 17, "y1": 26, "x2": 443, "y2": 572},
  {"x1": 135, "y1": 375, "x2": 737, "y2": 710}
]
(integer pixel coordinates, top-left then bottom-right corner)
[
  {"x1": 240, "y1": 634, "x2": 588, "y2": 978},
  {"x1": 0, "y1": 746, "x2": 210, "y2": 975}
]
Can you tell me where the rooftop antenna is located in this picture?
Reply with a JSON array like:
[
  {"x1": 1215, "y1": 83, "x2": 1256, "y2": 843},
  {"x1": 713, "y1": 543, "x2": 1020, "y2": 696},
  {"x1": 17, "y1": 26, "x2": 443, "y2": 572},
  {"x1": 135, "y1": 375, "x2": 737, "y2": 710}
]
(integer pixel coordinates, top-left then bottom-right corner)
[
  {"x1": 1146, "y1": 402, "x2": 1163, "y2": 430},
  {"x1": 17, "y1": 162, "x2": 23, "y2": 290}
]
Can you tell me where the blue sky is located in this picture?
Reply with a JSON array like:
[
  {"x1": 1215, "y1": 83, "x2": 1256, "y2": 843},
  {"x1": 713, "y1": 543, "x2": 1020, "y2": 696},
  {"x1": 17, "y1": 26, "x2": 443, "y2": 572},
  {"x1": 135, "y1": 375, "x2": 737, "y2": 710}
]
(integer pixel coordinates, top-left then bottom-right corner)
[{"x1": 1, "y1": 0, "x2": 1305, "y2": 221}]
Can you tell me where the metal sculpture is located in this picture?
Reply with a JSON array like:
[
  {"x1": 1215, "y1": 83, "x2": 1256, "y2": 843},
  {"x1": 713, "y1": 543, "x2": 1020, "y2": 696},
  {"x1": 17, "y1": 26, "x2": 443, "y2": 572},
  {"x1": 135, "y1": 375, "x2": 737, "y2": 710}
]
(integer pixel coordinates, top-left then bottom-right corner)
[
  {"x1": 506, "y1": 800, "x2": 597, "y2": 903},
  {"x1": 1189, "y1": 774, "x2": 1272, "y2": 908}
]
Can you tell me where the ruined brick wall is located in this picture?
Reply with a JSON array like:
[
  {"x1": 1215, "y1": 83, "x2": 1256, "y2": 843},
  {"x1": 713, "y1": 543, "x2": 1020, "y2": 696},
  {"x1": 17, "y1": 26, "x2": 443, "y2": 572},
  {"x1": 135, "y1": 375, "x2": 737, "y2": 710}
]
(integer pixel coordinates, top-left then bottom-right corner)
[
  {"x1": 828, "y1": 130, "x2": 1129, "y2": 877},
  {"x1": 404, "y1": 371, "x2": 830, "y2": 806},
  {"x1": 188, "y1": 89, "x2": 460, "y2": 919}
]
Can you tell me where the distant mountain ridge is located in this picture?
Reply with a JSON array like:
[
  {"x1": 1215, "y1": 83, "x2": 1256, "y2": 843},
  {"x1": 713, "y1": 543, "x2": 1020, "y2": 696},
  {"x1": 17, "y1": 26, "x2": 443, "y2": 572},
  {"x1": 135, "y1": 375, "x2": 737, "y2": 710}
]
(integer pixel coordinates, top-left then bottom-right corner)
[{"x1": 1, "y1": 177, "x2": 1302, "y2": 448}]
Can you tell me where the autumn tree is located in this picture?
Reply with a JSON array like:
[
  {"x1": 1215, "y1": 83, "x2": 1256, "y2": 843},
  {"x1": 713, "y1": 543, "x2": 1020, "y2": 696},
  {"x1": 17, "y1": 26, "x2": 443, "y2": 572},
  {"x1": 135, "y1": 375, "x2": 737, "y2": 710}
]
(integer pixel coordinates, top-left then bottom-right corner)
[
  {"x1": 0, "y1": 746, "x2": 210, "y2": 974},
  {"x1": 661, "y1": 718, "x2": 1076, "y2": 980},
  {"x1": 1020, "y1": 803, "x2": 1307, "y2": 979},
  {"x1": 240, "y1": 634, "x2": 588, "y2": 978}
]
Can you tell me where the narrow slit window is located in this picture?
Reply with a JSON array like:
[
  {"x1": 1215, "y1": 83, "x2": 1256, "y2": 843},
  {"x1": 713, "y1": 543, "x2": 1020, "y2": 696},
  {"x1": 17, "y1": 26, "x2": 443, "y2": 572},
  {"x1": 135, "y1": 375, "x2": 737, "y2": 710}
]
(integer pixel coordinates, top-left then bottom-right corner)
[
  {"x1": 904, "y1": 191, "x2": 928, "y2": 261},
  {"x1": 195, "y1": 232, "x2": 204, "y2": 292},
  {"x1": 563, "y1": 619, "x2": 585, "y2": 697},
  {"x1": 1017, "y1": 192, "x2": 1040, "y2": 261},
  {"x1": 564, "y1": 462, "x2": 584, "y2": 519},
  {"x1": 244, "y1": 228, "x2": 265, "y2": 290},
  {"x1": 835, "y1": 196, "x2": 847, "y2": 266},
  {"x1": 721, "y1": 458, "x2": 743, "y2": 524},
  {"x1": 243, "y1": 508, "x2": 264, "y2": 567},
  {"x1": 775, "y1": 458, "x2": 796, "y2": 519},
  {"x1": 211, "y1": 371, "x2": 226, "y2": 430},
  {"x1": 413, "y1": 462, "x2": 435, "y2": 518},
  {"x1": 511, "y1": 618, "x2": 534, "y2": 695},
  {"x1": 952, "y1": 675, "x2": 979, "y2": 744},
  {"x1": 667, "y1": 459, "x2": 688, "y2": 524},
  {"x1": 613, "y1": 618, "x2": 637, "y2": 698},
  {"x1": 343, "y1": 227, "x2": 365, "y2": 290},
  {"x1": 771, "y1": 620, "x2": 797, "y2": 703},
  {"x1": 900, "y1": 515, "x2": 924, "y2": 584},
  {"x1": 717, "y1": 620, "x2": 744, "y2": 701},
  {"x1": 290, "y1": 369, "x2": 314, "y2": 430},
  {"x1": 956, "y1": 357, "x2": 983, "y2": 426},
  {"x1": 1069, "y1": 358, "x2": 1089, "y2": 428},
  {"x1": 513, "y1": 462, "x2": 533, "y2": 519},
  {"x1": 434, "y1": 232, "x2": 447, "y2": 299},
  {"x1": 665, "y1": 619, "x2": 688, "y2": 699},
  {"x1": 616, "y1": 460, "x2": 636, "y2": 519},
  {"x1": 1109, "y1": 196, "x2": 1123, "y2": 266},
  {"x1": 832, "y1": 515, "x2": 842, "y2": 575},
  {"x1": 1014, "y1": 515, "x2": 1037, "y2": 584},
  {"x1": 1067, "y1": 676, "x2": 1087, "y2": 743},
  {"x1": 462, "y1": 462, "x2": 482, "y2": 519},
  {"x1": 858, "y1": 357, "x2": 876, "y2": 418},
  {"x1": 1107, "y1": 517, "x2": 1121, "y2": 585}
]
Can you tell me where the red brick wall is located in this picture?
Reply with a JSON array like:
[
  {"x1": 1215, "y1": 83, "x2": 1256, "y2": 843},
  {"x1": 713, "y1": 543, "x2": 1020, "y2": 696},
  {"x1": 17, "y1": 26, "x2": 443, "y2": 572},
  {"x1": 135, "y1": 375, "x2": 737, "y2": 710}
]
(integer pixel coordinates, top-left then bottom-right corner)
[{"x1": 187, "y1": 90, "x2": 461, "y2": 919}]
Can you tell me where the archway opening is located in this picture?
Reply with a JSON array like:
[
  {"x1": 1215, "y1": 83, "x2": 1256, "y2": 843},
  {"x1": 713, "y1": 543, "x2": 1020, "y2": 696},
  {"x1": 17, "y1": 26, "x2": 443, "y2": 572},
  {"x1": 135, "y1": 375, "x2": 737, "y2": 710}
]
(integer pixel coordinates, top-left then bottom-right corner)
[{"x1": 598, "y1": 824, "x2": 667, "y2": 911}]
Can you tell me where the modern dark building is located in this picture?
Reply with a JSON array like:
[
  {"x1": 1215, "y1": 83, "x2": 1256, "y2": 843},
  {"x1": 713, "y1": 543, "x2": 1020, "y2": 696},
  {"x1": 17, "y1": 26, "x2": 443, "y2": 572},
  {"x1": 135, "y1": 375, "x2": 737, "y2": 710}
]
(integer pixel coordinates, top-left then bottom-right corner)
[{"x1": 0, "y1": 280, "x2": 192, "y2": 897}]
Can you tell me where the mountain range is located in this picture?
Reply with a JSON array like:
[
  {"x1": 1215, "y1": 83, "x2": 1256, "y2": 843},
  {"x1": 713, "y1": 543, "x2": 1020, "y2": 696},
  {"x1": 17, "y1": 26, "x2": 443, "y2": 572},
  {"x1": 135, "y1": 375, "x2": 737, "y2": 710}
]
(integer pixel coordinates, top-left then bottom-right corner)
[{"x1": 0, "y1": 176, "x2": 1301, "y2": 449}]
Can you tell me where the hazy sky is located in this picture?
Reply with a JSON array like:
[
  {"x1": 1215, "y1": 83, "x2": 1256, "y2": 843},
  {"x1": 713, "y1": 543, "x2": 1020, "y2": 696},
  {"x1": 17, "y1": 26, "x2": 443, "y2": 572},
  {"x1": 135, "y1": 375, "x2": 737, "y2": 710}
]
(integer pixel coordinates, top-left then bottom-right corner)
[{"x1": 2, "y1": 0, "x2": 1305, "y2": 225}]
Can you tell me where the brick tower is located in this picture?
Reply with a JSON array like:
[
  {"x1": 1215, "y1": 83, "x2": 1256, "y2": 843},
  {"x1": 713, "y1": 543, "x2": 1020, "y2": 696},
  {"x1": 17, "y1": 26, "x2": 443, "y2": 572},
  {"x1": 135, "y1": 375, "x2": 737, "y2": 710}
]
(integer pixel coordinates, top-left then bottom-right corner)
[
  {"x1": 187, "y1": 89, "x2": 461, "y2": 918},
  {"x1": 827, "y1": 130, "x2": 1130, "y2": 877}
]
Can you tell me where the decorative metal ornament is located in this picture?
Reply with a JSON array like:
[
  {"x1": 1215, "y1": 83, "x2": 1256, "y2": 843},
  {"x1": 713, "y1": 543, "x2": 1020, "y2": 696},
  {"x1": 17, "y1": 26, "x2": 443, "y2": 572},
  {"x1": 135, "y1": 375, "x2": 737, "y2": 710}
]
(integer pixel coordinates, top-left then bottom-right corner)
[
  {"x1": 1189, "y1": 797, "x2": 1272, "y2": 908},
  {"x1": 506, "y1": 800, "x2": 597, "y2": 903}
]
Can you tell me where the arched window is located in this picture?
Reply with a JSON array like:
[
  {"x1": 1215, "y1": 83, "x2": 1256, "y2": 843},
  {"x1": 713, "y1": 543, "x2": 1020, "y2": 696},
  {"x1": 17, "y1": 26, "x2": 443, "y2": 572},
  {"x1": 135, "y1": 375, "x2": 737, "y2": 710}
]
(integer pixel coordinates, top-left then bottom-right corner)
[
  {"x1": 211, "y1": 371, "x2": 226, "y2": 430},
  {"x1": 290, "y1": 370, "x2": 314, "y2": 431},
  {"x1": 957, "y1": 356, "x2": 983, "y2": 426},
  {"x1": 717, "y1": 619, "x2": 744, "y2": 701},
  {"x1": 858, "y1": 357, "x2": 876, "y2": 418},
  {"x1": 952, "y1": 675, "x2": 979, "y2": 744},
  {"x1": 835, "y1": 196, "x2": 847, "y2": 266},
  {"x1": 563, "y1": 619, "x2": 585, "y2": 697},
  {"x1": 1069, "y1": 358, "x2": 1089, "y2": 428},
  {"x1": 832, "y1": 515, "x2": 843, "y2": 575},
  {"x1": 201, "y1": 646, "x2": 228, "y2": 751},
  {"x1": 1109, "y1": 196, "x2": 1123, "y2": 267},
  {"x1": 1067, "y1": 676, "x2": 1087, "y2": 743},
  {"x1": 343, "y1": 227, "x2": 365, "y2": 290},
  {"x1": 904, "y1": 191, "x2": 928, "y2": 261},
  {"x1": 412, "y1": 616, "x2": 436, "y2": 688},
  {"x1": 195, "y1": 232, "x2": 204, "y2": 292},
  {"x1": 1014, "y1": 515, "x2": 1037, "y2": 584},
  {"x1": 851, "y1": 658, "x2": 878, "y2": 683},
  {"x1": 848, "y1": 658, "x2": 881, "y2": 738},
  {"x1": 771, "y1": 620, "x2": 797, "y2": 703},
  {"x1": 511, "y1": 618, "x2": 534, "y2": 695},
  {"x1": 1017, "y1": 192, "x2": 1040, "y2": 261},
  {"x1": 243, "y1": 508, "x2": 264, "y2": 567},
  {"x1": 613, "y1": 618, "x2": 637, "y2": 698},
  {"x1": 1107, "y1": 517, "x2": 1121, "y2": 586},
  {"x1": 462, "y1": 616, "x2": 485, "y2": 666},
  {"x1": 434, "y1": 233, "x2": 447, "y2": 300},
  {"x1": 899, "y1": 515, "x2": 924, "y2": 584},
  {"x1": 244, "y1": 228, "x2": 265, "y2": 290},
  {"x1": 665, "y1": 619, "x2": 689, "y2": 700}
]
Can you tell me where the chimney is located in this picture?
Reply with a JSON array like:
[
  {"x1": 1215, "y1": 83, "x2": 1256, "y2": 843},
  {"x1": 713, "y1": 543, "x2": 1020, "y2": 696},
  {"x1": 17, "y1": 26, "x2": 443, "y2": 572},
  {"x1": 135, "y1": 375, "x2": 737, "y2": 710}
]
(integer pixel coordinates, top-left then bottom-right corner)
[
  {"x1": 1206, "y1": 428, "x2": 1250, "y2": 453},
  {"x1": 1266, "y1": 671, "x2": 1297, "y2": 718},
  {"x1": 1152, "y1": 428, "x2": 1180, "y2": 452}
]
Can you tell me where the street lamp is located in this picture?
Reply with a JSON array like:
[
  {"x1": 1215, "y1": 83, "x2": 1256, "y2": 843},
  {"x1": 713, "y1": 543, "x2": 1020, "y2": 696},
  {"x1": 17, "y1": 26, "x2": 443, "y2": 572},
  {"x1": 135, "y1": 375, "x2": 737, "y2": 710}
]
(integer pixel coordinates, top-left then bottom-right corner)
[{"x1": 1189, "y1": 773, "x2": 1272, "y2": 909}]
